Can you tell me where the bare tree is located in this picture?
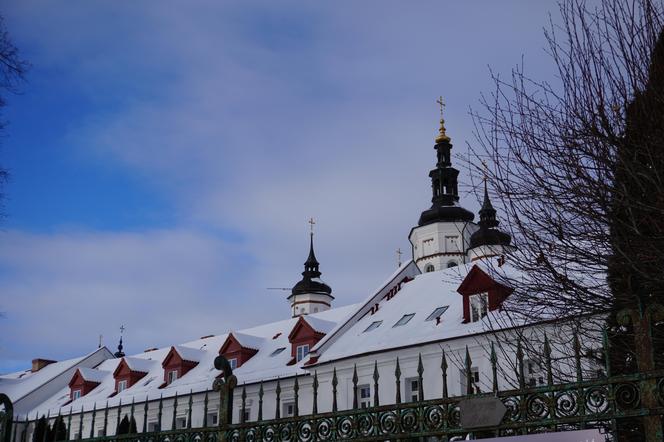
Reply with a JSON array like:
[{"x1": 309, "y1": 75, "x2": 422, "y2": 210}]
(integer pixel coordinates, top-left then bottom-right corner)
[{"x1": 466, "y1": 0, "x2": 664, "y2": 438}]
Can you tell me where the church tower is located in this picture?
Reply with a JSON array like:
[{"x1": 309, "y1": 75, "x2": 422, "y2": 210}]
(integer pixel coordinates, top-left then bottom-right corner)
[
  {"x1": 467, "y1": 180, "x2": 514, "y2": 261},
  {"x1": 288, "y1": 230, "x2": 334, "y2": 317},
  {"x1": 409, "y1": 100, "x2": 478, "y2": 272}
]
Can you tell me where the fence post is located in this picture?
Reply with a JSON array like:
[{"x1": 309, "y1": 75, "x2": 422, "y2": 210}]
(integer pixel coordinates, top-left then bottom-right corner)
[
  {"x1": 395, "y1": 358, "x2": 401, "y2": 404},
  {"x1": 373, "y1": 361, "x2": 380, "y2": 407},
  {"x1": 441, "y1": 351, "x2": 448, "y2": 399},
  {"x1": 213, "y1": 355, "x2": 237, "y2": 442}
]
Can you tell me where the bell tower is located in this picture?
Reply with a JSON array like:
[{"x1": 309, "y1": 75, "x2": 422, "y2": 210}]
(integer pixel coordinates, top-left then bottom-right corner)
[{"x1": 408, "y1": 98, "x2": 478, "y2": 272}]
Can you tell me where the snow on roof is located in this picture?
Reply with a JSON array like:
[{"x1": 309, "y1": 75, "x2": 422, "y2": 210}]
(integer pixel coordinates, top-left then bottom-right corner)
[
  {"x1": 229, "y1": 332, "x2": 264, "y2": 351},
  {"x1": 76, "y1": 367, "x2": 109, "y2": 384},
  {"x1": 172, "y1": 345, "x2": 206, "y2": 363},
  {"x1": 313, "y1": 263, "x2": 515, "y2": 365},
  {"x1": 302, "y1": 316, "x2": 336, "y2": 334},
  {"x1": 0, "y1": 348, "x2": 113, "y2": 404},
  {"x1": 123, "y1": 357, "x2": 158, "y2": 373},
  {"x1": 26, "y1": 304, "x2": 359, "y2": 417}
]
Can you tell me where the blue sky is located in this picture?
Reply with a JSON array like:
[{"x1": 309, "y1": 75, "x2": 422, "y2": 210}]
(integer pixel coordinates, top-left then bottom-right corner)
[{"x1": 0, "y1": 1, "x2": 561, "y2": 373}]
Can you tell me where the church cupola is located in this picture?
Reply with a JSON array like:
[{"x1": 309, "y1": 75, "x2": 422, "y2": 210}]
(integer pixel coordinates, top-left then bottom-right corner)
[
  {"x1": 409, "y1": 98, "x2": 478, "y2": 273},
  {"x1": 288, "y1": 222, "x2": 334, "y2": 317},
  {"x1": 468, "y1": 180, "x2": 514, "y2": 261}
]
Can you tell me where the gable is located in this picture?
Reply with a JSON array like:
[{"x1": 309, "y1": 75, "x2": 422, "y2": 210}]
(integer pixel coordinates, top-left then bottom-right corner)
[
  {"x1": 457, "y1": 265, "x2": 508, "y2": 296},
  {"x1": 68, "y1": 369, "x2": 85, "y2": 388},
  {"x1": 288, "y1": 317, "x2": 325, "y2": 342},
  {"x1": 162, "y1": 347, "x2": 183, "y2": 368},
  {"x1": 219, "y1": 334, "x2": 243, "y2": 355}
]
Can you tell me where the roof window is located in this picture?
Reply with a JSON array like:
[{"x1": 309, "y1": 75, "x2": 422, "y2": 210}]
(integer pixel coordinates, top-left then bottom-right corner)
[
  {"x1": 270, "y1": 347, "x2": 286, "y2": 357},
  {"x1": 426, "y1": 306, "x2": 449, "y2": 321},
  {"x1": 393, "y1": 313, "x2": 415, "y2": 327},
  {"x1": 363, "y1": 320, "x2": 383, "y2": 333}
]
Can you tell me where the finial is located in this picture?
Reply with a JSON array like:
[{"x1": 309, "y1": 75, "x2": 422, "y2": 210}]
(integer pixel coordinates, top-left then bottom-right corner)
[
  {"x1": 308, "y1": 217, "x2": 316, "y2": 235},
  {"x1": 396, "y1": 248, "x2": 402, "y2": 267},
  {"x1": 435, "y1": 96, "x2": 451, "y2": 143},
  {"x1": 114, "y1": 325, "x2": 126, "y2": 358}
]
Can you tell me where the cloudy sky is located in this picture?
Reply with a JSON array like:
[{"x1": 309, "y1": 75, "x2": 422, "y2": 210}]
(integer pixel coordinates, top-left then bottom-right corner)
[{"x1": 0, "y1": 1, "x2": 561, "y2": 373}]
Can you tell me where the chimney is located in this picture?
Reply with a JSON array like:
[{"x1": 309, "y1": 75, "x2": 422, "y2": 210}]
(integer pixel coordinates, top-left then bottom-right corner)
[{"x1": 31, "y1": 358, "x2": 56, "y2": 372}]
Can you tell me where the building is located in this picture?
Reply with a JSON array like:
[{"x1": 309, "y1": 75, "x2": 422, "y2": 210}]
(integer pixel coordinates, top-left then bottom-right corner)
[{"x1": 1, "y1": 109, "x2": 582, "y2": 440}]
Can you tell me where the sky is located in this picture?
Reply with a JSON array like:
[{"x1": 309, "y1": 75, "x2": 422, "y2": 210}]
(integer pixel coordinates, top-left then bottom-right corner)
[{"x1": 0, "y1": 1, "x2": 562, "y2": 374}]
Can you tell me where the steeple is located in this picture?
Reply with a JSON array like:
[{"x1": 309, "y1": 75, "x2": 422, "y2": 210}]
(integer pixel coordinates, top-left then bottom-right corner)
[
  {"x1": 289, "y1": 221, "x2": 334, "y2": 317},
  {"x1": 417, "y1": 98, "x2": 474, "y2": 226},
  {"x1": 469, "y1": 179, "x2": 513, "y2": 260},
  {"x1": 478, "y1": 179, "x2": 499, "y2": 229},
  {"x1": 114, "y1": 326, "x2": 125, "y2": 358}
]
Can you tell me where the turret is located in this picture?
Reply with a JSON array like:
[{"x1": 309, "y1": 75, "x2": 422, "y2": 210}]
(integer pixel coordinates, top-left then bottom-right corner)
[
  {"x1": 288, "y1": 229, "x2": 334, "y2": 317},
  {"x1": 468, "y1": 180, "x2": 514, "y2": 261}
]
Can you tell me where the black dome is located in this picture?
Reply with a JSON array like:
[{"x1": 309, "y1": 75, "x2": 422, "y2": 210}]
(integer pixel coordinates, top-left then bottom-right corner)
[
  {"x1": 469, "y1": 228, "x2": 512, "y2": 249},
  {"x1": 289, "y1": 278, "x2": 333, "y2": 298},
  {"x1": 418, "y1": 205, "x2": 475, "y2": 226}
]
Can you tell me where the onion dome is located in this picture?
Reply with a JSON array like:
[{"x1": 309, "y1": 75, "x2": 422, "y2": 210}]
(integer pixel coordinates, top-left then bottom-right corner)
[
  {"x1": 469, "y1": 181, "x2": 512, "y2": 249},
  {"x1": 289, "y1": 233, "x2": 333, "y2": 299},
  {"x1": 418, "y1": 104, "x2": 474, "y2": 226}
]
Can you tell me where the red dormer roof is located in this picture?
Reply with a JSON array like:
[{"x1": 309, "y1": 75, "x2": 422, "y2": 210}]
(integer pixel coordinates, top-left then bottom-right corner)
[
  {"x1": 457, "y1": 264, "x2": 513, "y2": 323},
  {"x1": 219, "y1": 332, "x2": 260, "y2": 368},
  {"x1": 287, "y1": 316, "x2": 333, "y2": 365}
]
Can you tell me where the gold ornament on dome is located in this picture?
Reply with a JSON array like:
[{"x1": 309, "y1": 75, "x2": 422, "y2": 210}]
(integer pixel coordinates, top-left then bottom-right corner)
[{"x1": 435, "y1": 96, "x2": 451, "y2": 143}]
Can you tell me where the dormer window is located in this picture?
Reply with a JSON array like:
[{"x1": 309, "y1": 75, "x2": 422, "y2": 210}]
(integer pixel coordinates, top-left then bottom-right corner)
[
  {"x1": 69, "y1": 367, "x2": 107, "y2": 400},
  {"x1": 219, "y1": 333, "x2": 261, "y2": 370},
  {"x1": 161, "y1": 346, "x2": 204, "y2": 387},
  {"x1": 229, "y1": 358, "x2": 238, "y2": 370},
  {"x1": 72, "y1": 390, "x2": 81, "y2": 400},
  {"x1": 167, "y1": 370, "x2": 178, "y2": 385},
  {"x1": 296, "y1": 344, "x2": 309, "y2": 362},
  {"x1": 117, "y1": 379, "x2": 128, "y2": 392},
  {"x1": 470, "y1": 293, "x2": 488, "y2": 322}
]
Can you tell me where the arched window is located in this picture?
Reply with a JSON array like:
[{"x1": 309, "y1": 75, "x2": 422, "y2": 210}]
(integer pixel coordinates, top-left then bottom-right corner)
[
  {"x1": 425, "y1": 264, "x2": 435, "y2": 273},
  {"x1": 447, "y1": 261, "x2": 458, "y2": 268}
]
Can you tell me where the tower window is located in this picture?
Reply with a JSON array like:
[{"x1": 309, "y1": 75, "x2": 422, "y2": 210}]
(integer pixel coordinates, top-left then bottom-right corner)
[
  {"x1": 445, "y1": 236, "x2": 460, "y2": 252},
  {"x1": 426, "y1": 306, "x2": 449, "y2": 321},
  {"x1": 470, "y1": 293, "x2": 489, "y2": 322},
  {"x1": 393, "y1": 313, "x2": 415, "y2": 327},
  {"x1": 447, "y1": 261, "x2": 458, "y2": 268},
  {"x1": 424, "y1": 264, "x2": 435, "y2": 273}
]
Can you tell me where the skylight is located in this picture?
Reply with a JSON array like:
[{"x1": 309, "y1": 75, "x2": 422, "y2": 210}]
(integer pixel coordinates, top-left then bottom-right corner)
[
  {"x1": 363, "y1": 320, "x2": 383, "y2": 333},
  {"x1": 270, "y1": 347, "x2": 286, "y2": 357},
  {"x1": 426, "y1": 306, "x2": 449, "y2": 321},
  {"x1": 393, "y1": 313, "x2": 415, "y2": 327}
]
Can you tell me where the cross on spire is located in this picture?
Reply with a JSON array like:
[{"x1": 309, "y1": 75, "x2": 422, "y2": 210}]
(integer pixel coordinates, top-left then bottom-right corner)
[
  {"x1": 436, "y1": 96, "x2": 445, "y2": 117},
  {"x1": 435, "y1": 96, "x2": 450, "y2": 143},
  {"x1": 396, "y1": 248, "x2": 403, "y2": 267},
  {"x1": 308, "y1": 217, "x2": 316, "y2": 234},
  {"x1": 120, "y1": 325, "x2": 125, "y2": 334}
]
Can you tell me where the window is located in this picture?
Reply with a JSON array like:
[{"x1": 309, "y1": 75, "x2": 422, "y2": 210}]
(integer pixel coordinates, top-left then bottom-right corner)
[
  {"x1": 238, "y1": 409, "x2": 250, "y2": 422},
  {"x1": 445, "y1": 236, "x2": 460, "y2": 252},
  {"x1": 525, "y1": 360, "x2": 545, "y2": 386},
  {"x1": 393, "y1": 313, "x2": 415, "y2": 327},
  {"x1": 363, "y1": 320, "x2": 383, "y2": 333},
  {"x1": 207, "y1": 413, "x2": 218, "y2": 426},
  {"x1": 96, "y1": 429, "x2": 104, "y2": 437},
  {"x1": 469, "y1": 293, "x2": 489, "y2": 322},
  {"x1": 359, "y1": 385, "x2": 371, "y2": 408},
  {"x1": 459, "y1": 368, "x2": 481, "y2": 394},
  {"x1": 296, "y1": 345, "x2": 309, "y2": 362},
  {"x1": 148, "y1": 422, "x2": 160, "y2": 432},
  {"x1": 424, "y1": 264, "x2": 435, "y2": 273},
  {"x1": 117, "y1": 380, "x2": 128, "y2": 392},
  {"x1": 228, "y1": 358, "x2": 238, "y2": 370},
  {"x1": 270, "y1": 347, "x2": 286, "y2": 357},
  {"x1": 426, "y1": 306, "x2": 449, "y2": 321},
  {"x1": 447, "y1": 261, "x2": 458, "y2": 268},
  {"x1": 176, "y1": 417, "x2": 187, "y2": 429},
  {"x1": 283, "y1": 402, "x2": 295, "y2": 417},
  {"x1": 167, "y1": 370, "x2": 178, "y2": 384},
  {"x1": 405, "y1": 377, "x2": 420, "y2": 402},
  {"x1": 72, "y1": 390, "x2": 81, "y2": 400}
]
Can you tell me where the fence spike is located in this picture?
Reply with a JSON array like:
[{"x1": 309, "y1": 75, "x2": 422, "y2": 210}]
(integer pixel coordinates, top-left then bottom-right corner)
[
  {"x1": 78, "y1": 405, "x2": 84, "y2": 440},
  {"x1": 490, "y1": 342, "x2": 498, "y2": 393},
  {"x1": 203, "y1": 391, "x2": 209, "y2": 427},
  {"x1": 544, "y1": 334, "x2": 553, "y2": 386},
  {"x1": 43, "y1": 411, "x2": 49, "y2": 442},
  {"x1": 574, "y1": 334, "x2": 583, "y2": 382},
  {"x1": 187, "y1": 390, "x2": 193, "y2": 429},
  {"x1": 465, "y1": 346, "x2": 473, "y2": 395},
  {"x1": 171, "y1": 392, "x2": 178, "y2": 431},
  {"x1": 275, "y1": 378, "x2": 281, "y2": 419},
  {"x1": 101, "y1": 402, "x2": 108, "y2": 437},
  {"x1": 373, "y1": 361, "x2": 380, "y2": 407},
  {"x1": 67, "y1": 408, "x2": 73, "y2": 441},
  {"x1": 441, "y1": 350, "x2": 448, "y2": 398},
  {"x1": 312, "y1": 372, "x2": 319, "y2": 415},
  {"x1": 115, "y1": 399, "x2": 122, "y2": 435},
  {"x1": 157, "y1": 394, "x2": 163, "y2": 432},
  {"x1": 332, "y1": 368, "x2": 338, "y2": 412},
  {"x1": 602, "y1": 327, "x2": 611, "y2": 378},
  {"x1": 257, "y1": 382, "x2": 263, "y2": 421},
  {"x1": 352, "y1": 364, "x2": 359, "y2": 409},
  {"x1": 417, "y1": 354, "x2": 424, "y2": 401},
  {"x1": 142, "y1": 397, "x2": 148, "y2": 433},
  {"x1": 241, "y1": 384, "x2": 247, "y2": 424},
  {"x1": 130, "y1": 397, "x2": 135, "y2": 430},
  {"x1": 516, "y1": 339, "x2": 525, "y2": 389},
  {"x1": 89, "y1": 403, "x2": 96, "y2": 439},
  {"x1": 293, "y1": 375, "x2": 299, "y2": 417},
  {"x1": 395, "y1": 357, "x2": 402, "y2": 404}
]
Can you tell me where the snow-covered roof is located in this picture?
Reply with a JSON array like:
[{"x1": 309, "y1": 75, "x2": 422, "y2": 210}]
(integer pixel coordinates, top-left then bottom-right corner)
[
  {"x1": 229, "y1": 332, "x2": 264, "y2": 351},
  {"x1": 26, "y1": 304, "x2": 358, "y2": 417},
  {"x1": 171, "y1": 345, "x2": 206, "y2": 363},
  {"x1": 302, "y1": 316, "x2": 336, "y2": 334},
  {"x1": 0, "y1": 348, "x2": 113, "y2": 404},
  {"x1": 76, "y1": 368, "x2": 109, "y2": 384}
]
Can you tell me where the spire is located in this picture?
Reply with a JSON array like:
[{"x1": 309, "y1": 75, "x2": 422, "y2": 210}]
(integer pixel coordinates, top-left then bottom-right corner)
[
  {"x1": 303, "y1": 232, "x2": 321, "y2": 277},
  {"x1": 478, "y1": 177, "x2": 499, "y2": 229},
  {"x1": 114, "y1": 325, "x2": 125, "y2": 358},
  {"x1": 469, "y1": 178, "x2": 512, "y2": 252}
]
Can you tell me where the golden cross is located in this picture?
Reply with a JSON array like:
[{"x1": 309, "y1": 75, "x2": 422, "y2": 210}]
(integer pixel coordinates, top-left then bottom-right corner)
[
  {"x1": 396, "y1": 248, "x2": 403, "y2": 267},
  {"x1": 308, "y1": 217, "x2": 316, "y2": 234},
  {"x1": 436, "y1": 96, "x2": 445, "y2": 117}
]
